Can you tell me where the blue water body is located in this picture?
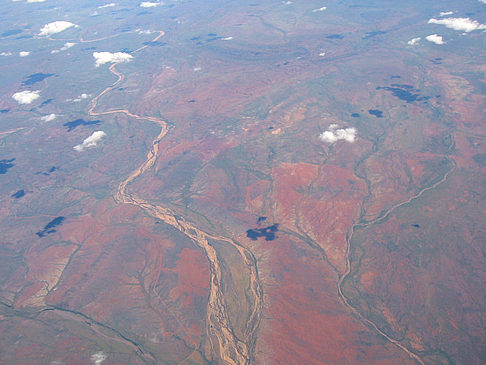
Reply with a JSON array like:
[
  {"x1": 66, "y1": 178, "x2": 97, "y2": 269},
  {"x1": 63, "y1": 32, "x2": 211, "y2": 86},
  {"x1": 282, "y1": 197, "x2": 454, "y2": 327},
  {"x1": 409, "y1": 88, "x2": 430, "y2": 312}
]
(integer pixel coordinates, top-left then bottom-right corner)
[
  {"x1": 0, "y1": 158, "x2": 15, "y2": 174},
  {"x1": 1, "y1": 29, "x2": 22, "y2": 37},
  {"x1": 39, "y1": 99, "x2": 54, "y2": 107},
  {"x1": 246, "y1": 224, "x2": 278, "y2": 241},
  {"x1": 376, "y1": 85, "x2": 429, "y2": 103},
  {"x1": 257, "y1": 216, "x2": 267, "y2": 224},
  {"x1": 63, "y1": 119, "x2": 102, "y2": 132},
  {"x1": 368, "y1": 109, "x2": 383, "y2": 118},
  {"x1": 22, "y1": 73, "x2": 54, "y2": 86},
  {"x1": 36, "y1": 216, "x2": 65, "y2": 237},
  {"x1": 11, "y1": 189, "x2": 25, "y2": 199},
  {"x1": 38, "y1": 166, "x2": 58, "y2": 176},
  {"x1": 326, "y1": 34, "x2": 343, "y2": 39},
  {"x1": 363, "y1": 30, "x2": 386, "y2": 39}
]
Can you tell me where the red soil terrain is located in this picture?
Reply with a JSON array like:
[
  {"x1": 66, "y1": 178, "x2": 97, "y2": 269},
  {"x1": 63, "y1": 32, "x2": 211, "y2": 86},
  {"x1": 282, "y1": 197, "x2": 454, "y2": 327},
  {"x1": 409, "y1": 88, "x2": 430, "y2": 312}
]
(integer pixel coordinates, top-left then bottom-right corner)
[
  {"x1": 1, "y1": 1, "x2": 485, "y2": 364},
  {"x1": 252, "y1": 233, "x2": 414, "y2": 364},
  {"x1": 1, "y1": 199, "x2": 210, "y2": 364}
]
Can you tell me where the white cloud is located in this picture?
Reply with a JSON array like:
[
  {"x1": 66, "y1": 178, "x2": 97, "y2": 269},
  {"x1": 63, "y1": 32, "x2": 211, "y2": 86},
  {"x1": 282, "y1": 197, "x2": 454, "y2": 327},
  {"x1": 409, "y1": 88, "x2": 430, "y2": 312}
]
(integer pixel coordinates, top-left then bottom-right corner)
[
  {"x1": 221, "y1": 36, "x2": 233, "y2": 40},
  {"x1": 407, "y1": 37, "x2": 421, "y2": 45},
  {"x1": 319, "y1": 124, "x2": 356, "y2": 144},
  {"x1": 140, "y1": 1, "x2": 160, "y2": 7},
  {"x1": 39, "y1": 21, "x2": 77, "y2": 37},
  {"x1": 12, "y1": 90, "x2": 40, "y2": 104},
  {"x1": 98, "y1": 3, "x2": 116, "y2": 8},
  {"x1": 426, "y1": 34, "x2": 445, "y2": 45},
  {"x1": 439, "y1": 11, "x2": 453, "y2": 16},
  {"x1": 90, "y1": 352, "x2": 107, "y2": 365},
  {"x1": 479, "y1": 0, "x2": 486, "y2": 4},
  {"x1": 74, "y1": 131, "x2": 106, "y2": 152},
  {"x1": 66, "y1": 93, "x2": 90, "y2": 102},
  {"x1": 93, "y1": 51, "x2": 133, "y2": 67},
  {"x1": 53, "y1": 43, "x2": 73, "y2": 54},
  {"x1": 428, "y1": 17, "x2": 486, "y2": 32},
  {"x1": 19, "y1": 51, "x2": 30, "y2": 57},
  {"x1": 41, "y1": 113, "x2": 56, "y2": 122},
  {"x1": 51, "y1": 42, "x2": 76, "y2": 53},
  {"x1": 312, "y1": 6, "x2": 327, "y2": 12},
  {"x1": 27, "y1": 0, "x2": 46, "y2": 2},
  {"x1": 73, "y1": 93, "x2": 90, "y2": 102},
  {"x1": 0, "y1": 52, "x2": 13, "y2": 56},
  {"x1": 136, "y1": 29, "x2": 153, "y2": 34}
]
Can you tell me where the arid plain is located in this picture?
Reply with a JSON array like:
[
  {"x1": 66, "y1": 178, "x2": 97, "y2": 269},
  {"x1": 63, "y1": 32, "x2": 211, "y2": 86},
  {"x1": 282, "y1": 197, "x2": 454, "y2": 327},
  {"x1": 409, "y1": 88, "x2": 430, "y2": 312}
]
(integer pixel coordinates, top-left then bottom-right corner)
[{"x1": 0, "y1": 0, "x2": 485, "y2": 364}]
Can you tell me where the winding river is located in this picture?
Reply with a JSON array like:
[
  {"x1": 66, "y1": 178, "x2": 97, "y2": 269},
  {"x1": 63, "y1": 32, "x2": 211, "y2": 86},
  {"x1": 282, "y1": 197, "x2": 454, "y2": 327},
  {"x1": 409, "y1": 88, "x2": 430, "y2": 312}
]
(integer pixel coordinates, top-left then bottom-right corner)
[{"x1": 88, "y1": 31, "x2": 262, "y2": 365}]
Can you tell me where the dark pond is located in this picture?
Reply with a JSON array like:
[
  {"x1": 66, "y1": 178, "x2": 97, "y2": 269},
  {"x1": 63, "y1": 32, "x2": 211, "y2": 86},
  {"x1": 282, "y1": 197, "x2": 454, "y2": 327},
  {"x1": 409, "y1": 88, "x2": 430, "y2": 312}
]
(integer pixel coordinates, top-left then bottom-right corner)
[
  {"x1": 368, "y1": 109, "x2": 383, "y2": 118},
  {"x1": 257, "y1": 216, "x2": 267, "y2": 224},
  {"x1": 36, "y1": 216, "x2": 65, "y2": 237},
  {"x1": 363, "y1": 30, "x2": 386, "y2": 39},
  {"x1": 1, "y1": 29, "x2": 22, "y2": 37},
  {"x1": 37, "y1": 166, "x2": 58, "y2": 176},
  {"x1": 143, "y1": 41, "x2": 166, "y2": 46},
  {"x1": 0, "y1": 158, "x2": 15, "y2": 174},
  {"x1": 376, "y1": 85, "x2": 429, "y2": 103},
  {"x1": 247, "y1": 224, "x2": 278, "y2": 241},
  {"x1": 39, "y1": 98, "x2": 53, "y2": 107},
  {"x1": 63, "y1": 119, "x2": 102, "y2": 132},
  {"x1": 22, "y1": 73, "x2": 54, "y2": 86},
  {"x1": 11, "y1": 189, "x2": 25, "y2": 199}
]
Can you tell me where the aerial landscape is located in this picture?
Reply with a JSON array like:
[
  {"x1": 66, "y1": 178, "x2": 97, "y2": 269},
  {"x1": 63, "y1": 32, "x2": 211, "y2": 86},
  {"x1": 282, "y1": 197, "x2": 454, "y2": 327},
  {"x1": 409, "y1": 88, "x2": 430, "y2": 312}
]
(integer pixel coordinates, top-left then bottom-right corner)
[{"x1": 0, "y1": 0, "x2": 485, "y2": 364}]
